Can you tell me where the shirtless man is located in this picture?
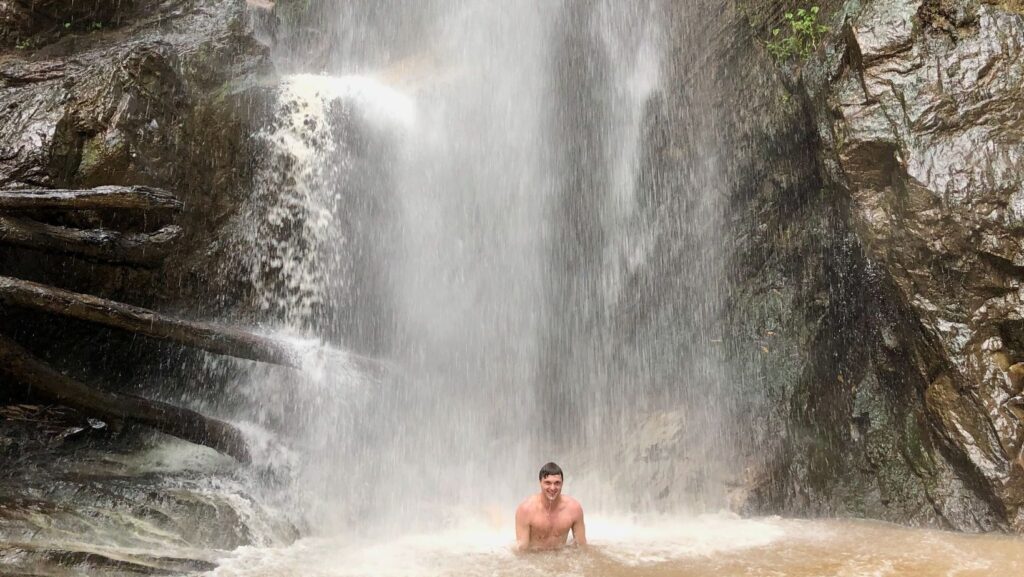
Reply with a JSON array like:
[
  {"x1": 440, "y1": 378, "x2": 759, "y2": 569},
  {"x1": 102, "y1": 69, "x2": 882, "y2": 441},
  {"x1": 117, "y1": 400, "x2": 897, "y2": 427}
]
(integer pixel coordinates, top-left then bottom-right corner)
[{"x1": 515, "y1": 462, "x2": 586, "y2": 551}]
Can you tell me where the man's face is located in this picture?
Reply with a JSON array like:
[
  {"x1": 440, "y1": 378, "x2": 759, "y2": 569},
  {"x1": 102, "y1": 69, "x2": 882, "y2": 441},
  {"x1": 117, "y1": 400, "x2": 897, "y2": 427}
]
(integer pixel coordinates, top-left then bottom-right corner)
[{"x1": 540, "y1": 474, "x2": 563, "y2": 502}]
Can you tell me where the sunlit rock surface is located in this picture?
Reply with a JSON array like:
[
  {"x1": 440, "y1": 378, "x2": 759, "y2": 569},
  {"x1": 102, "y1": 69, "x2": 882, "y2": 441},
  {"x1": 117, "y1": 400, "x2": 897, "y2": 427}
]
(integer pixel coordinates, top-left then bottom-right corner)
[
  {"x1": 719, "y1": 0, "x2": 1024, "y2": 534},
  {"x1": 829, "y1": 0, "x2": 1024, "y2": 530},
  {"x1": 752, "y1": 0, "x2": 1024, "y2": 531}
]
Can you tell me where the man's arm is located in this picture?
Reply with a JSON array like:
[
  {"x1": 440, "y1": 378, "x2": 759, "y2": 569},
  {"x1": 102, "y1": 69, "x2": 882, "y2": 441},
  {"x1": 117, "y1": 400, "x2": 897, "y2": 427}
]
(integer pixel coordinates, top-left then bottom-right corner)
[
  {"x1": 571, "y1": 506, "x2": 587, "y2": 546},
  {"x1": 515, "y1": 503, "x2": 531, "y2": 552}
]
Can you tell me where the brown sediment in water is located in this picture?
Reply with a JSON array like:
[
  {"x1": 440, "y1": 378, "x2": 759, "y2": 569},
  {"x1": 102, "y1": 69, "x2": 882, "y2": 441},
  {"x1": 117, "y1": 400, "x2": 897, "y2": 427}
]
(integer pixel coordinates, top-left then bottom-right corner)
[{"x1": 209, "y1": 518, "x2": 1024, "y2": 577}]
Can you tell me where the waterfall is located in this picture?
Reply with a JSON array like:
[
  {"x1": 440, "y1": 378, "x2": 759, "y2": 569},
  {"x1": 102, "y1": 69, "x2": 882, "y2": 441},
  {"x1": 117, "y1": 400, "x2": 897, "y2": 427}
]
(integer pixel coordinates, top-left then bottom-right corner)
[{"x1": 235, "y1": 0, "x2": 733, "y2": 534}]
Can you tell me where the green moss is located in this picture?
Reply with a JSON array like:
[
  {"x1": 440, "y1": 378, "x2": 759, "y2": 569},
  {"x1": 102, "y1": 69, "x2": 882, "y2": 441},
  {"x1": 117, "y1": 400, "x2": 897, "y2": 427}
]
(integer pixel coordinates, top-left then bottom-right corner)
[
  {"x1": 78, "y1": 133, "x2": 129, "y2": 183},
  {"x1": 15, "y1": 37, "x2": 41, "y2": 50},
  {"x1": 900, "y1": 409, "x2": 936, "y2": 477}
]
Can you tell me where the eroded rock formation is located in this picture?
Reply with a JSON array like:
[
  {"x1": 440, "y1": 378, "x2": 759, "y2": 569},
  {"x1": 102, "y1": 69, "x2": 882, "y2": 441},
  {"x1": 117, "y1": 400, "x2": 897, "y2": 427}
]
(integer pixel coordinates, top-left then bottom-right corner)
[
  {"x1": 823, "y1": 0, "x2": 1024, "y2": 529},
  {"x1": 732, "y1": 0, "x2": 1024, "y2": 532},
  {"x1": 0, "y1": 2, "x2": 281, "y2": 569}
]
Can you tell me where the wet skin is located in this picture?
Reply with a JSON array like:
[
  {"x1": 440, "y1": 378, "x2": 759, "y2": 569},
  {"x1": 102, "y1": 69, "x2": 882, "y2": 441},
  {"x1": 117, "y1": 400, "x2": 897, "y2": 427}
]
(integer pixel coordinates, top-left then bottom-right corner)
[{"x1": 515, "y1": 474, "x2": 586, "y2": 551}]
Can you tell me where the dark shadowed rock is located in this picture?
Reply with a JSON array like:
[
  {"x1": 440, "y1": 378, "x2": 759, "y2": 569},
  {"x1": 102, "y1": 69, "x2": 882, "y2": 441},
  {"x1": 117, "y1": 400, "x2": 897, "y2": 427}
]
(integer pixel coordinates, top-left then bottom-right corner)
[
  {"x1": 0, "y1": 3, "x2": 279, "y2": 569},
  {"x1": 0, "y1": 0, "x2": 133, "y2": 49},
  {"x1": 0, "y1": 0, "x2": 276, "y2": 395}
]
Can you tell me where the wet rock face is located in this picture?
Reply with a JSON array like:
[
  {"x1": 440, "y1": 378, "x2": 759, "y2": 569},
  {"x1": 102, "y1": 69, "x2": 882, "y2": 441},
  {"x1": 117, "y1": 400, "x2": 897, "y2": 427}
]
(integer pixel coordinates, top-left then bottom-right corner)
[
  {"x1": 0, "y1": 4, "x2": 284, "y2": 572},
  {"x1": 819, "y1": 0, "x2": 1024, "y2": 529},
  {"x1": 0, "y1": 431, "x2": 293, "y2": 575},
  {"x1": 0, "y1": 0, "x2": 133, "y2": 48},
  {"x1": 0, "y1": 0, "x2": 272, "y2": 310},
  {"x1": 724, "y1": 0, "x2": 1024, "y2": 533}
]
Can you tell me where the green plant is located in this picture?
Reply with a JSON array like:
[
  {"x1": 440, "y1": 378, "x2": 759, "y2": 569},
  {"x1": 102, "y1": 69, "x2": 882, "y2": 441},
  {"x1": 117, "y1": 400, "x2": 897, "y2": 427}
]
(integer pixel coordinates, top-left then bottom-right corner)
[{"x1": 766, "y1": 6, "x2": 829, "y2": 62}]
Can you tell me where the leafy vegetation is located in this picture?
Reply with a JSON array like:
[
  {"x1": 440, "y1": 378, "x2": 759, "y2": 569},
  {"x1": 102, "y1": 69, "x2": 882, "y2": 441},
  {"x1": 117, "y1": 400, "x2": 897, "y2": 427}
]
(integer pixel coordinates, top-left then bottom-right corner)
[{"x1": 766, "y1": 6, "x2": 829, "y2": 62}]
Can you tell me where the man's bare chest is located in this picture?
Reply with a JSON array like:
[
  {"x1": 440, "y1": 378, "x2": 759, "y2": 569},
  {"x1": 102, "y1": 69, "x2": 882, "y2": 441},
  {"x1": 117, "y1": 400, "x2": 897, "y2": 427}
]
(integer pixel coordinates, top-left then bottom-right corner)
[{"x1": 528, "y1": 511, "x2": 573, "y2": 536}]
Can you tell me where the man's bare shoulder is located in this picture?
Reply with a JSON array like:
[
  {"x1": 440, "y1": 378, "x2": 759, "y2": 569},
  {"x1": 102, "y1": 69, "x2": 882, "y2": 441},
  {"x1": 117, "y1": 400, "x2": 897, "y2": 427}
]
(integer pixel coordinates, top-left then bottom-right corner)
[
  {"x1": 560, "y1": 496, "x2": 584, "y2": 515},
  {"x1": 516, "y1": 495, "x2": 540, "y2": 514}
]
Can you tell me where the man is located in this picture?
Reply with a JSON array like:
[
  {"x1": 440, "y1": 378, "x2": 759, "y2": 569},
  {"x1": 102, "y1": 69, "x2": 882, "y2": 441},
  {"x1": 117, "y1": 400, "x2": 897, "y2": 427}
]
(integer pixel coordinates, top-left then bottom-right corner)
[{"x1": 515, "y1": 462, "x2": 586, "y2": 551}]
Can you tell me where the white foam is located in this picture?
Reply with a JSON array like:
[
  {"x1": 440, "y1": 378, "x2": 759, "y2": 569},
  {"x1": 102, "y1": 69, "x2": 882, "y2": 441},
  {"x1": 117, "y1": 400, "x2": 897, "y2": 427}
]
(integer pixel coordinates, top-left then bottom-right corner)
[
  {"x1": 283, "y1": 73, "x2": 416, "y2": 131},
  {"x1": 96, "y1": 435, "x2": 234, "y2": 475},
  {"x1": 590, "y1": 513, "x2": 787, "y2": 565},
  {"x1": 207, "y1": 513, "x2": 786, "y2": 577},
  {"x1": 242, "y1": 73, "x2": 414, "y2": 322}
]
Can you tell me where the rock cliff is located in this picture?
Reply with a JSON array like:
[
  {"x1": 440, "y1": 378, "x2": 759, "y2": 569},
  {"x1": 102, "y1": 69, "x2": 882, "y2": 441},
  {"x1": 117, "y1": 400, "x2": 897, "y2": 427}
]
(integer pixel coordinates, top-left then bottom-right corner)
[
  {"x1": 729, "y1": 0, "x2": 1024, "y2": 532},
  {"x1": 0, "y1": 2, "x2": 281, "y2": 572}
]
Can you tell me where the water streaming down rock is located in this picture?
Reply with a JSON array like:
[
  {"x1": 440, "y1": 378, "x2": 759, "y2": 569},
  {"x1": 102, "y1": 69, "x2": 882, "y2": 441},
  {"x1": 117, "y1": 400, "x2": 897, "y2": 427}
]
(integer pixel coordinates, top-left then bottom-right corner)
[
  {"x1": 243, "y1": 73, "x2": 411, "y2": 348},
  {"x1": 232, "y1": 71, "x2": 413, "y2": 533},
  {"x1": 234, "y1": 0, "x2": 738, "y2": 534},
  {"x1": 538, "y1": 2, "x2": 735, "y2": 509}
]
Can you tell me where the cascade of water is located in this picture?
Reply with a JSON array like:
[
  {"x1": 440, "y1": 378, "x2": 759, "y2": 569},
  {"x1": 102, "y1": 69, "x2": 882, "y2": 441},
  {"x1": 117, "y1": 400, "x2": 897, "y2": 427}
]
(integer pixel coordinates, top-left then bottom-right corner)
[
  {"x1": 242, "y1": 72, "x2": 412, "y2": 346},
  {"x1": 235, "y1": 0, "x2": 732, "y2": 534}
]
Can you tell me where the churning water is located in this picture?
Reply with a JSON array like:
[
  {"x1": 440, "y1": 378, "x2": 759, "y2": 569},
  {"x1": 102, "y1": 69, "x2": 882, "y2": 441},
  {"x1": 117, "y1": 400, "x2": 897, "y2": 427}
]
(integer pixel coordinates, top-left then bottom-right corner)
[{"x1": 208, "y1": 515, "x2": 1024, "y2": 577}]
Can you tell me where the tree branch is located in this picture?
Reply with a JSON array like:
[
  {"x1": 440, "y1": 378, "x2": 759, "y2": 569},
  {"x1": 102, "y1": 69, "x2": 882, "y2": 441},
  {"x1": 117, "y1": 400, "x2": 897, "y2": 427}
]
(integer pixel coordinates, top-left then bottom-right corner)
[
  {"x1": 0, "y1": 333, "x2": 250, "y2": 462},
  {"x1": 0, "y1": 185, "x2": 183, "y2": 212},
  {"x1": 0, "y1": 216, "x2": 181, "y2": 267},
  {"x1": 0, "y1": 275, "x2": 299, "y2": 367}
]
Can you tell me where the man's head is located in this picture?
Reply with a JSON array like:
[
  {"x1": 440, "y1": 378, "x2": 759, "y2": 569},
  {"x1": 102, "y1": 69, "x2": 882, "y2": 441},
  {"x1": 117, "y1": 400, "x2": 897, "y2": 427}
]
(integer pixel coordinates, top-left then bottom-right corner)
[{"x1": 538, "y1": 462, "x2": 563, "y2": 502}]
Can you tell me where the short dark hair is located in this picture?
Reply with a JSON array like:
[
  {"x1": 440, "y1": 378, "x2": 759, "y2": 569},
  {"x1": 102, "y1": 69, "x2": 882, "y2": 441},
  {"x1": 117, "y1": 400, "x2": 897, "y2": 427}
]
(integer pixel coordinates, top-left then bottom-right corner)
[{"x1": 539, "y1": 462, "x2": 563, "y2": 481}]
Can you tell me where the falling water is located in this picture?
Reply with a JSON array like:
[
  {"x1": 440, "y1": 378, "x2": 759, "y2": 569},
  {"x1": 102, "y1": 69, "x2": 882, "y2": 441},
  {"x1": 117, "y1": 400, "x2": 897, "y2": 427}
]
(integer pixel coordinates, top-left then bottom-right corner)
[{"x1": 234, "y1": 0, "x2": 735, "y2": 532}]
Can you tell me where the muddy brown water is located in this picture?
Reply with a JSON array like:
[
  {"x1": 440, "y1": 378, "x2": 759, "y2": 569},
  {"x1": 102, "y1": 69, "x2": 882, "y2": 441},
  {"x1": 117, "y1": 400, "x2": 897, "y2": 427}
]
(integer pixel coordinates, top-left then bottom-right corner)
[{"x1": 208, "y1": 515, "x2": 1024, "y2": 577}]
